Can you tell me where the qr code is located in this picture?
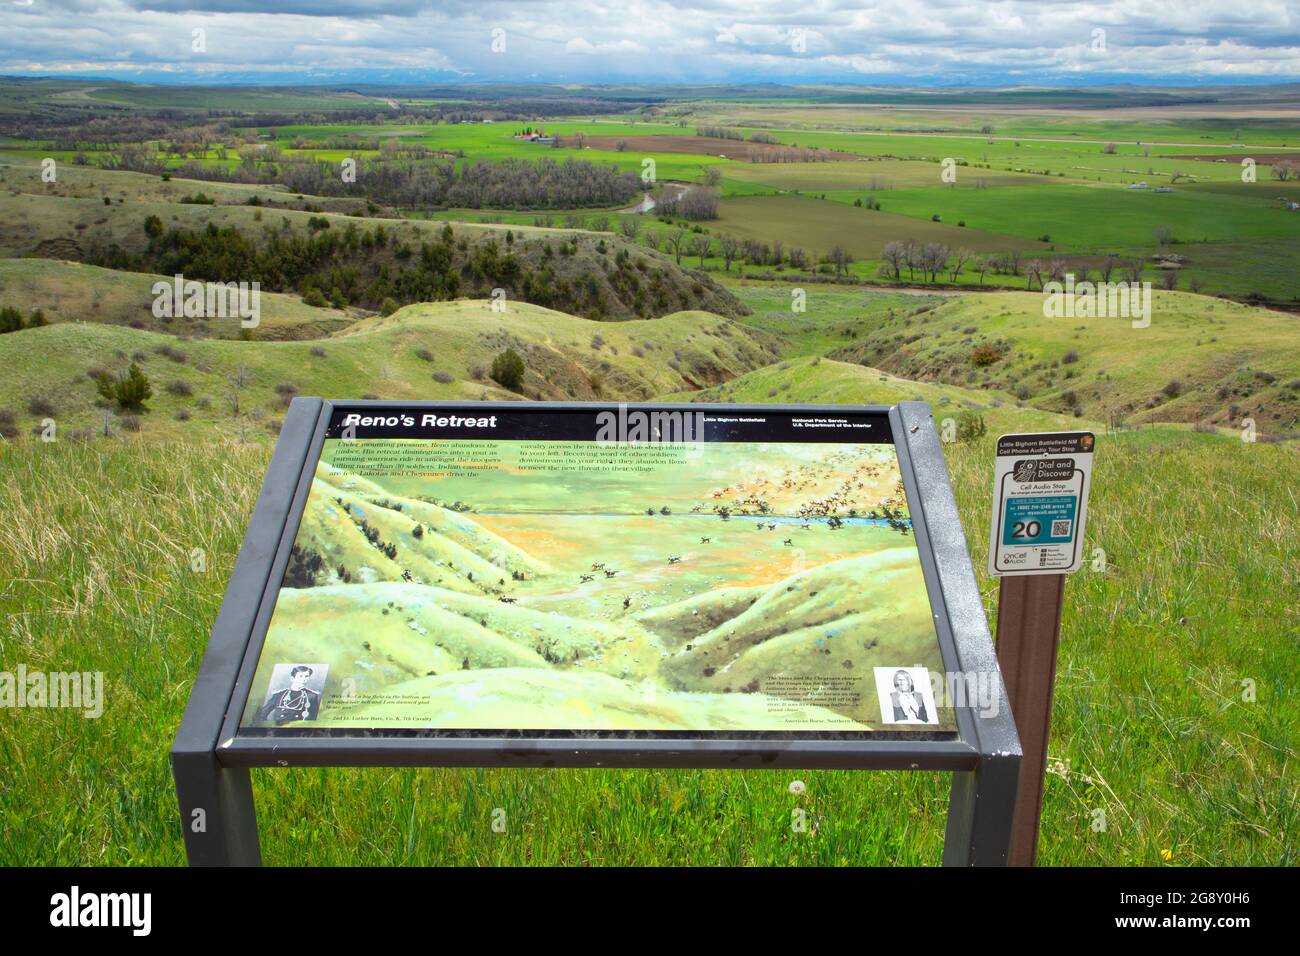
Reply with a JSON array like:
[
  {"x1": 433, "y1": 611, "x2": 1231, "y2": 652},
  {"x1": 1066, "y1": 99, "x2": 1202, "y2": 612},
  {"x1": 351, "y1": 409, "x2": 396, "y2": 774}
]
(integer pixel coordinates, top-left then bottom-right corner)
[{"x1": 1051, "y1": 519, "x2": 1072, "y2": 537}]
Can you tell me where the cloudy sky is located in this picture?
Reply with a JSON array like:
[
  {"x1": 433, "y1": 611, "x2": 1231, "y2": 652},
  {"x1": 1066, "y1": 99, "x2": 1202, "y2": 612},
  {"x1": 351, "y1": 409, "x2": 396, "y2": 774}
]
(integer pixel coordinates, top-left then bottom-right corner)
[{"x1": 1, "y1": 0, "x2": 1298, "y2": 85}]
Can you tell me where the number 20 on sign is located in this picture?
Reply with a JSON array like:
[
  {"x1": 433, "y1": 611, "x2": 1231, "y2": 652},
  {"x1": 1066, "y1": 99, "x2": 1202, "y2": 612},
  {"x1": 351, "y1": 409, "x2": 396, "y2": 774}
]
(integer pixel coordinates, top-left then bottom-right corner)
[{"x1": 988, "y1": 432, "x2": 1094, "y2": 576}]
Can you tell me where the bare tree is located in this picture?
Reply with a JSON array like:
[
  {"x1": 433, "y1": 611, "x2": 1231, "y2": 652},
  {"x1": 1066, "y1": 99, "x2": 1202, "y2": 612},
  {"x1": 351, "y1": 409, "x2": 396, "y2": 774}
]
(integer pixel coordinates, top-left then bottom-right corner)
[
  {"x1": 902, "y1": 239, "x2": 920, "y2": 281},
  {"x1": 1099, "y1": 253, "x2": 1117, "y2": 282},
  {"x1": 949, "y1": 247, "x2": 973, "y2": 282},
  {"x1": 719, "y1": 234, "x2": 739, "y2": 271},
  {"x1": 881, "y1": 241, "x2": 906, "y2": 280},
  {"x1": 666, "y1": 227, "x2": 686, "y2": 265},
  {"x1": 619, "y1": 216, "x2": 640, "y2": 239},
  {"x1": 921, "y1": 242, "x2": 949, "y2": 282},
  {"x1": 829, "y1": 245, "x2": 854, "y2": 276},
  {"x1": 1154, "y1": 224, "x2": 1174, "y2": 248},
  {"x1": 1025, "y1": 259, "x2": 1044, "y2": 291},
  {"x1": 687, "y1": 234, "x2": 712, "y2": 267}
]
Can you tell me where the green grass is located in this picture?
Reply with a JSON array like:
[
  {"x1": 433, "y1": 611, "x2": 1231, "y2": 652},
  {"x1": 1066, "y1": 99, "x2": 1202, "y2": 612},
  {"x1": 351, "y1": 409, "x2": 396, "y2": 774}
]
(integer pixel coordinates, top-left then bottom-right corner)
[
  {"x1": 853, "y1": 183, "x2": 1298, "y2": 250},
  {"x1": 712, "y1": 194, "x2": 1041, "y2": 260},
  {"x1": 0, "y1": 300, "x2": 779, "y2": 438},
  {"x1": 0, "y1": 259, "x2": 356, "y2": 340},
  {"x1": 1, "y1": 419, "x2": 1293, "y2": 865},
  {"x1": 808, "y1": 289, "x2": 1300, "y2": 434}
]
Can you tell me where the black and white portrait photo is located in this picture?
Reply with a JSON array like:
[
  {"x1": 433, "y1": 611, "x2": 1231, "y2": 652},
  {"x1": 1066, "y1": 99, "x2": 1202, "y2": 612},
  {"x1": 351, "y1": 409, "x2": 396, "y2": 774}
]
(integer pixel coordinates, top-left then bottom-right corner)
[
  {"x1": 874, "y1": 667, "x2": 939, "y2": 726},
  {"x1": 256, "y1": 663, "x2": 327, "y2": 724}
]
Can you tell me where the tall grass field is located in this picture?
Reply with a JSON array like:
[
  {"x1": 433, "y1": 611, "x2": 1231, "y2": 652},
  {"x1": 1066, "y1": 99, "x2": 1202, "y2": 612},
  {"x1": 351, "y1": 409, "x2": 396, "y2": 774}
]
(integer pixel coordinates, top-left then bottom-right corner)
[{"x1": 1, "y1": 426, "x2": 1293, "y2": 865}]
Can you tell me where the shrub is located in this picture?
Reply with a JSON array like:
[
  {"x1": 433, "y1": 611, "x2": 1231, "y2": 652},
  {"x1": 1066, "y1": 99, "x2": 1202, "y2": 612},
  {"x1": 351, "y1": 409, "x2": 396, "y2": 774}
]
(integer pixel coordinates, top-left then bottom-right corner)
[
  {"x1": 165, "y1": 380, "x2": 193, "y2": 397},
  {"x1": 120, "y1": 413, "x2": 143, "y2": 432},
  {"x1": 0, "y1": 409, "x2": 18, "y2": 439},
  {"x1": 956, "y1": 411, "x2": 987, "y2": 443},
  {"x1": 414, "y1": 348, "x2": 434, "y2": 362},
  {"x1": 1061, "y1": 350, "x2": 1080, "y2": 364},
  {"x1": 432, "y1": 371, "x2": 455, "y2": 384},
  {"x1": 971, "y1": 343, "x2": 1005, "y2": 367},
  {"x1": 174, "y1": 408, "x2": 192, "y2": 421},
  {"x1": 27, "y1": 396, "x2": 56, "y2": 417},
  {"x1": 380, "y1": 298, "x2": 399, "y2": 316},
  {"x1": 1162, "y1": 380, "x2": 1183, "y2": 398},
  {"x1": 310, "y1": 346, "x2": 327, "y2": 358},
  {"x1": 302, "y1": 288, "x2": 329, "y2": 308},
  {"x1": 490, "y1": 348, "x2": 525, "y2": 391}
]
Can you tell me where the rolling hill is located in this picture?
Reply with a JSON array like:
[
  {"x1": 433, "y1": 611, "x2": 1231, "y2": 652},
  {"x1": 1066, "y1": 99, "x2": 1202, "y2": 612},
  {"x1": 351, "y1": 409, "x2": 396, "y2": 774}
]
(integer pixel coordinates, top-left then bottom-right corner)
[
  {"x1": 0, "y1": 299, "x2": 781, "y2": 440},
  {"x1": 825, "y1": 289, "x2": 1300, "y2": 433}
]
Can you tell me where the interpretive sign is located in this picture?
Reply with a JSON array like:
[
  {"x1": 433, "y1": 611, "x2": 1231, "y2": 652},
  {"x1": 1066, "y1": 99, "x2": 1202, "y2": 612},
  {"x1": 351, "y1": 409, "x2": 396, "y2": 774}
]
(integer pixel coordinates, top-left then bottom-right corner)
[
  {"x1": 988, "y1": 432, "x2": 1094, "y2": 577},
  {"x1": 172, "y1": 400, "x2": 1021, "y2": 866}
]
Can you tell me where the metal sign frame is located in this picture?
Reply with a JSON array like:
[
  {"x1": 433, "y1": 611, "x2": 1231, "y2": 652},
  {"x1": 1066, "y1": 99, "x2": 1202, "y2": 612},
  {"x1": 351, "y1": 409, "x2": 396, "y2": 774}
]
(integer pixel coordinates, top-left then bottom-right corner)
[{"x1": 172, "y1": 398, "x2": 1021, "y2": 866}]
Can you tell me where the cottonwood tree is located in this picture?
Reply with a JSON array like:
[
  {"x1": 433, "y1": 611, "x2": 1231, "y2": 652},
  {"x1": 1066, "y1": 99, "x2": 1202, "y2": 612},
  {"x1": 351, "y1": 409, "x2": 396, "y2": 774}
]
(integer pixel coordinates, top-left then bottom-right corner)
[
  {"x1": 665, "y1": 227, "x2": 687, "y2": 265},
  {"x1": 687, "y1": 234, "x2": 712, "y2": 267},
  {"x1": 718, "y1": 234, "x2": 739, "y2": 271},
  {"x1": 949, "y1": 247, "x2": 973, "y2": 282},
  {"x1": 1100, "y1": 254, "x2": 1117, "y2": 282},
  {"x1": 880, "y1": 241, "x2": 906, "y2": 280},
  {"x1": 920, "y1": 242, "x2": 949, "y2": 282},
  {"x1": 830, "y1": 245, "x2": 853, "y2": 276},
  {"x1": 1025, "y1": 259, "x2": 1044, "y2": 291}
]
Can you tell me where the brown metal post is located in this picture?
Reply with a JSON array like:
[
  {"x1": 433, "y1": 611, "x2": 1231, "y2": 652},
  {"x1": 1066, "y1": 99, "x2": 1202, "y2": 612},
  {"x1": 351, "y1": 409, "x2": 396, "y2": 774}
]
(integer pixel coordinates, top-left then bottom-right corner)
[{"x1": 994, "y1": 572, "x2": 1066, "y2": 866}]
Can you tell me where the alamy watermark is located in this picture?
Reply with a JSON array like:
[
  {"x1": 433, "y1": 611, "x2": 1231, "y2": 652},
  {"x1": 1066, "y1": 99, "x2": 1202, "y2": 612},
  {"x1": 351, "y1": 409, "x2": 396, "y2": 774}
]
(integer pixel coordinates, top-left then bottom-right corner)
[
  {"x1": 152, "y1": 274, "x2": 260, "y2": 328},
  {"x1": 1, "y1": 664, "x2": 103, "y2": 718},
  {"x1": 1043, "y1": 273, "x2": 1151, "y2": 329},
  {"x1": 595, "y1": 404, "x2": 706, "y2": 444}
]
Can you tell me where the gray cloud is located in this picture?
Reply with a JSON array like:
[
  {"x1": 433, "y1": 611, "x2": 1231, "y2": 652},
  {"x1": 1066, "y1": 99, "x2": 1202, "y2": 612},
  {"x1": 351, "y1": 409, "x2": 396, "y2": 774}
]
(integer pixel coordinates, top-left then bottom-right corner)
[{"x1": 0, "y1": 0, "x2": 1296, "y2": 82}]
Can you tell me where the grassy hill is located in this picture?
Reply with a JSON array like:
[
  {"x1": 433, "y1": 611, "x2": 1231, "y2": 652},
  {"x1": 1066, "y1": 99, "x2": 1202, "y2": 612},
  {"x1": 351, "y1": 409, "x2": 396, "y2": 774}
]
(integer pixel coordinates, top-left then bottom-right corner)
[
  {"x1": 825, "y1": 290, "x2": 1300, "y2": 435},
  {"x1": 0, "y1": 258, "x2": 356, "y2": 340},
  {"x1": 721, "y1": 284, "x2": 1300, "y2": 437},
  {"x1": 660, "y1": 354, "x2": 1094, "y2": 435},
  {"x1": 0, "y1": 158, "x2": 747, "y2": 322},
  {"x1": 0, "y1": 299, "x2": 780, "y2": 440}
]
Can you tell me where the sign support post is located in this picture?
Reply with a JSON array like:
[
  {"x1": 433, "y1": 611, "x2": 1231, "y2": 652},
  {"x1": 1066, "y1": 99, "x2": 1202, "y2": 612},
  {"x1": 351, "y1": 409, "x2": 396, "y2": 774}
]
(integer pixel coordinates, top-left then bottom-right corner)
[
  {"x1": 994, "y1": 573, "x2": 1066, "y2": 867},
  {"x1": 986, "y1": 430, "x2": 1094, "y2": 867}
]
